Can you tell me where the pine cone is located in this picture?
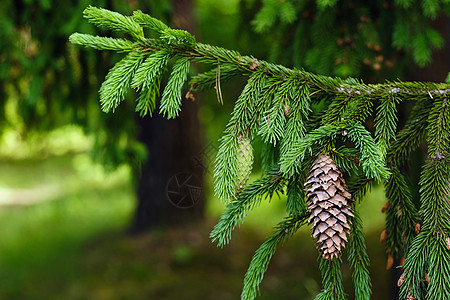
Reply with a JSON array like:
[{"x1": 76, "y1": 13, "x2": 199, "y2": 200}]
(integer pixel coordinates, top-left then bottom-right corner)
[
  {"x1": 304, "y1": 154, "x2": 354, "y2": 260},
  {"x1": 235, "y1": 136, "x2": 253, "y2": 195}
]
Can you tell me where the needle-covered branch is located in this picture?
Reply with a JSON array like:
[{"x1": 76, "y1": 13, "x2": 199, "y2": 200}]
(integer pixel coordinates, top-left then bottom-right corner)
[
  {"x1": 70, "y1": 7, "x2": 450, "y2": 118},
  {"x1": 70, "y1": 6, "x2": 450, "y2": 299}
]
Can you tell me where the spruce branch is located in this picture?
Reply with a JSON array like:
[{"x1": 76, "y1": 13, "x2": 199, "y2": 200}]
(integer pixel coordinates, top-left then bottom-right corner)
[
  {"x1": 190, "y1": 64, "x2": 248, "y2": 91},
  {"x1": 83, "y1": 6, "x2": 143, "y2": 40},
  {"x1": 69, "y1": 7, "x2": 450, "y2": 299},
  {"x1": 347, "y1": 211, "x2": 372, "y2": 300},
  {"x1": 375, "y1": 93, "x2": 401, "y2": 157},
  {"x1": 258, "y1": 85, "x2": 287, "y2": 145},
  {"x1": 382, "y1": 98, "x2": 430, "y2": 266},
  {"x1": 241, "y1": 213, "x2": 309, "y2": 300},
  {"x1": 399, "y1": 232, "x2": 430, "y2": 299},
  {"x1": 387, "y1": 98, "x2": 432, "y2": 168},
  {"x1": 280, "y1": 82, "x2": 310, "y2": 157},
  {"x1": 281, "y1": 121, "x2": 389, "y2": 181},
  {"x1": 287, "y1": 78, "x2": 312, "y2": 120},
  {"x1": 401, "y1": 96, "x2": 450, "y2": 299},
  {"x1": 214, "y1": 133, "x2": 239, "y2": 202},
  {"x1": 425, "y1": 96, "x2": 450, "y2": 159},
  {"x1": 260, "y1": 143, "x2": 279, "y2": 172},
  {"x1": 342, "y1": 96, "x2": 374, "y2": 125},
  {"x1": 210, "y1": 168, "x2": 286, "y2": 247},
  {"x1": 286, "y1": 174, "x2": 307, "y2": 216},
  {"x1": 322, "y1": 93, "x2": 355, "y2": 124},
  {"x1": 347, "y1": 174, "x2": 373, "y2": 205},
  {"x1": 418, "y1": 159, "x2": 450, "y2": 234},
  {"x1": 160, "y1": 57, "x2": 190, "y2": 119},
  {"x1": 213, "y1": 71, "x2": 270, "y2": 201},
  {"x1": 131, "y1": 50, "x2": 170, "y2": 90},
  {"x1": 384, "y1": 167, "x2": 419, "y2": 259},
  {"x1": 421, "y1": 96, "x2": 450, "y2": 232},
  {"x1": 135, "y1": 75, "x2": 162, "y2": 117},
  {"x1": 251, "y1": 0, "x2": 296, "y2": 33},
  {"x1": 329, "y1": 147, "x2": 361, "y2": 175},
  {"x1": 132, "y1": 10, "x2": 169, "y2": 34},
  {"x1": 71, "y1": 6, "x2": 450, "y2": 120},
  {"x1": 230, "y1": 70, "x2": 268, "y2": 135},
  {"x1": 99, "y1": 51, "x2": 144, "y2": 113},
  {"x1": 346, "y1": 122, "x2": 390, "y2": 181},
  {"x1": 315, "y1": 257, "x2": 347, "y2": 300},
  {"x1": 280, "y1": 123, "x2": 342, "y2": 177},
  {"x1": 69, "y1": 33, "x2": 134, "y2": 52},
  {"x1": 346, "y1": 176, "x2": 374, "y2": 299},
  {"x1": 426, "y1": 236, "x2": 450, "y2": 299},
  {"x1": 132, "y1": 50, "x2": 171, "y2": 116}
]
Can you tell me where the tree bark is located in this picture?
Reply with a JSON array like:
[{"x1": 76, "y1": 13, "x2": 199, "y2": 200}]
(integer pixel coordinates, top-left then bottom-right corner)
[{"x1": 129, "y1": 0, "x2": 205, "y2": 233}]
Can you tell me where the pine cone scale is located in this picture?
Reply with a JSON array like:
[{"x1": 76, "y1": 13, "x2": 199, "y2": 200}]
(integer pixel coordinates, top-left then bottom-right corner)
[
  {"x1": 304, "y1": 154, "x2": 354, "y2": 260},
  {"x1": 325, "y1": 185, "x2": 338, "y2": 196}
]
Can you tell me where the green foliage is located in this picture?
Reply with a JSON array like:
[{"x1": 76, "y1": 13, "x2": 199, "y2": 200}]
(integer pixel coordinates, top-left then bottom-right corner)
[
  {"x1": 411, "y1": 28, "x2": 444, "y2": 67},
  {"x1": 160, "y1": 57, "x2": 190, "y2": 119},
  {"x1": 280, "y1": 79, "x2": 311, "y2": 156},
  {"x1": 399, "y1": 96, "x2": 450, "y2": 299},
  {"x1": 225, "y1": 70, "x2": 267, "y2": 136},
  {"x1": 241, "y1": 214, "x2": 309, "y2": 300},
  {"x1": 99, "y1": 51, "x2": 145, "y2": 113},
  {"x1": 384, "y1": 167, "x2": 419, "y2": 258},
  {"x1": 387, "y1": 97, "x2": 432, "y2": 168},
  {"x1": 374, "y1": 93, "x2": 401, "y2": 157},
  {"x1": 347, "y1": 212, "x2": 371, "y2": 300},
  {"x1": 280, "y1": 123, "x2": 342, "y2": 176},
  {"x1": 329, "y1": 147, "x2": 361, "y2": 175},
  {"x1": 190, "y1": 64, "x2": 247, "y2": 90},
  {"x1": 210, "y1": 168, "x2": 287, "y2": 247},
  {"x1": 83, "y1": 5, "x2": 143, "y2": 40},
  {"x1": 0, "y1": 0, "x2": 179, "y2": 172},
  {"x1": 71, "y1": 6, "x2": 450, "y2": 300},
  {"x1": 70, "y1": 7, "x2": 196, "y2": 117},
  {"x1": 286, "y1": 174, "x2": 307, "y2": 215},
  {"x1": 251, "y1": 0, "x2": 297, "y2": 33},
  {"x1": 214, "y1": 133, "x2": 239, "y2": 201},
  {"x1": 316, "y1": 0, "x2": 339, "y2": 10},
  {"x1": 244, "y1": 0, "x2": 449, "y2": 78},
  {"x1": 346, "y1": 122, "x2": 390, "y2": 181},
  {"x1": 280, "y1": 121, "x2": 389, "y2": 181},
  {"x1": 132, "y1": 50, "x2": 170, "y2": 116},
  {"x1": 69, "y1": 33, "x2": 135, "y2": 52},
  {"x1": 315, "y1": 257, "x2": 346, "y2": 300},
  {"x1": 258, "y1": 92, "x2": 286, "y2": 145},
  {"x1": 133, "y1": 10, "x2": 169, "y2": 34}
]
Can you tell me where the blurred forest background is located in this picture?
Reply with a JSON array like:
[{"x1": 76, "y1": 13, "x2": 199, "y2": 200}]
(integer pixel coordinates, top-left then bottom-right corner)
[{"x1": 1, "y1": 0, "x2": 449, "y2": 299}]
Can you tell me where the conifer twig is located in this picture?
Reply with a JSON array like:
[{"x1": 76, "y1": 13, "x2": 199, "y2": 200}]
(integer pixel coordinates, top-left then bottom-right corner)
[{"x1": 69, "y1": 7, "x2": 450, "y2": 299}]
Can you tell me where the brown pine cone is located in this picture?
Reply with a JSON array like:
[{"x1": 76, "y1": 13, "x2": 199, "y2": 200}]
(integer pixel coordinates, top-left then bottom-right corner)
[{"x1": 304, "y1": 154, "x2": 354, "y2": 260}]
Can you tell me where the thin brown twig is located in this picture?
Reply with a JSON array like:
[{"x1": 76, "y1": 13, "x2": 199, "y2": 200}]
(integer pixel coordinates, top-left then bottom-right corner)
[{"x1": 215, "y1": 61, "x2": 224, "y2": 105}]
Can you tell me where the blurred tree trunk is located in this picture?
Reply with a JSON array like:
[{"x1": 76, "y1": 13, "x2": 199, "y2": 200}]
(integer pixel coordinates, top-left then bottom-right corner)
[{"x1": 129, "y1": 0, "x2": 205, "y2": 233}]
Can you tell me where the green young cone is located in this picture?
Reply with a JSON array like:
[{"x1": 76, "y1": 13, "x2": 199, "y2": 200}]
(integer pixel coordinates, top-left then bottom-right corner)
[{"x1": 235, "y1": 136, "x2": 254, "y2": 195}]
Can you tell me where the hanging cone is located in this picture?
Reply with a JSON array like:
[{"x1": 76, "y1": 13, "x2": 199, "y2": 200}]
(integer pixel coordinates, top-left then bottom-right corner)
[
  {"x1": 304, "y1": 154, "x2": 354, "y2": 260},
  {"x1": 235, "y1": 135, "x2": 253, "y2": 195}
]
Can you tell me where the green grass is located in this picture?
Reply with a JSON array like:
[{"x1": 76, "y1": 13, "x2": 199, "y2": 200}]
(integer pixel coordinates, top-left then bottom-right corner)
[{"x1": 0, "y1": 153, "x2": 134, "y2": 300}]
